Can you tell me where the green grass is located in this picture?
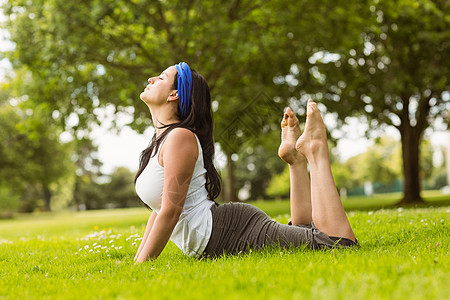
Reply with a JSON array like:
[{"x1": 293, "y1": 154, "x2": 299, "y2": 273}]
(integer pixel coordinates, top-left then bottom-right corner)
[{"x1": 1, "y1": 197, "x2": 449, "y2": 299}]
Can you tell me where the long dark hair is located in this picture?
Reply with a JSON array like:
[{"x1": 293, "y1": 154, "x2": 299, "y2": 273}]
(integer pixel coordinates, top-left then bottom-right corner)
[{"x1": 135, "y1": 68, "x2": 222, "y2": 201}]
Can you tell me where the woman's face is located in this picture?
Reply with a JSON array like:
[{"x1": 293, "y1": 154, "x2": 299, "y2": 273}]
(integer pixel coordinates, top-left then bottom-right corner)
[{"x1": 140, "y1": 65, "x2": 177, "y2": 106}]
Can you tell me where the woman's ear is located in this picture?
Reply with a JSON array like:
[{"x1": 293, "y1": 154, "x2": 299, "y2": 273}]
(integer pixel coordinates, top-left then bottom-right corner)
[{"x1": 167, "y1": 90, "x2": 179, "y2": 102}]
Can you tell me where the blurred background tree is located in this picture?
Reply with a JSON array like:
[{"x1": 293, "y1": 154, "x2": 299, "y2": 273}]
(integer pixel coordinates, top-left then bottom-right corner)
[
  {"x1": 0, "y1": 100, "x2": 74, "y2": 212},
  {"x1": 283, "y1": 0, "x2": 449, "y2": 203}
]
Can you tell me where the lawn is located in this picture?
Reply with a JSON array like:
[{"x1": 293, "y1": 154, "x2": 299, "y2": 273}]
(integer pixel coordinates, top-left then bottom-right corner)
[{"x1": 0, "y1": 195, "x2": 449, "y2": 299}]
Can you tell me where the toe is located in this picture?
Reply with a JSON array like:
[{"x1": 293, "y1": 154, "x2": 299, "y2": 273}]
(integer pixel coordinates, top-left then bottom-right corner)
[
  {"x1": 306, "y1": 99, "x2": 317, "y2": 116},
  {"x1": 281, "y1": 115, "x2": 288, "y2": 128},
  {"x1": 285, "y1": 107, "x2": 295, "y2": 118}
]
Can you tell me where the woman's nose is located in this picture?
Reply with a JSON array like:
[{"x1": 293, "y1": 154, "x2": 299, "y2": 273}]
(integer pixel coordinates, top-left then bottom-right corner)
[{"x1": 148, "y1": 77, "x2": 154, "y2": 84}]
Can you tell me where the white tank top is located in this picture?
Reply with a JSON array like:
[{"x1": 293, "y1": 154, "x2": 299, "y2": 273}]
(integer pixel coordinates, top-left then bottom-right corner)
[{"x1": 135, "y1": 131, "x2": 214, "y2": 257}]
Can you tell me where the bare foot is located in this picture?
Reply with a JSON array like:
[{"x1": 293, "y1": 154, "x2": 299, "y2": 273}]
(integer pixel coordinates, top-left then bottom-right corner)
[
  {"x1": 295, "y1": 99, "x2": 328, "y2": 158},
  {"x1": 278, "y1": 107, "x2": 305, "y2": 164}
]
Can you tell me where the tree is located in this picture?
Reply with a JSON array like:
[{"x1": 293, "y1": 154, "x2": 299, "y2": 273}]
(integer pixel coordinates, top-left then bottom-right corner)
[
  {"x1": 72, "y1": 137, "x2": 103, "y2": 210},
  {"x1": 334, "y1": 136, "x2": 434, "y2": 195},
  {"x1": 330, "y1": 160, "x2": 354, "y2": 197},
  {"x1": 286, "y1": 0, "x2": 449, "y2": 203},
  {"x1": 104, "y1": 167, "x2": 139, "y2": 208},
  {"x1": 0, "y1": 101, "x2": 73, "y2": 211},
  {"x1": 235, "y1": 144, "x2": 286, "y2": 200},
  {"x1": 73, "y1": 174, "x2": 106, "y2": 210}
]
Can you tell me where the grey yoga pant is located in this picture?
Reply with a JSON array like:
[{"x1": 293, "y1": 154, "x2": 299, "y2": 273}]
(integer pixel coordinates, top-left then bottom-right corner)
[{"x1": 202, "y1": 202, "x2": 358, "y2": 257}]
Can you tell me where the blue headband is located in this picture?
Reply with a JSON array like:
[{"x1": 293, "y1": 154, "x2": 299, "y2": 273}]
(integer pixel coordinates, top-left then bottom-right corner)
[{"x1": 175, "y1": 62, "x2": 192, "y2": 118}]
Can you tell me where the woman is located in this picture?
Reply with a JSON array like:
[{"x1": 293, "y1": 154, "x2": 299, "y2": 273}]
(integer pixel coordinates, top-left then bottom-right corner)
[{"x1": 134, "y1": 62, "x2": 358, "y2": 263}]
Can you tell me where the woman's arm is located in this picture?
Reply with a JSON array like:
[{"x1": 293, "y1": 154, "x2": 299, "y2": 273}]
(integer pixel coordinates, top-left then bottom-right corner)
[
  {"x1": 134, "y1": 210, "x2": 157, "y2": 261},
  {"x1": 135, "y1": 128, "x2": 198, "y2": 263}
]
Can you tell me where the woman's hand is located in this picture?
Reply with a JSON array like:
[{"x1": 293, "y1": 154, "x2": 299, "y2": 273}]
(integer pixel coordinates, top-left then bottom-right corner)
[{"x1": 134, "y1": 210, "x2": 158, "y2": 262}]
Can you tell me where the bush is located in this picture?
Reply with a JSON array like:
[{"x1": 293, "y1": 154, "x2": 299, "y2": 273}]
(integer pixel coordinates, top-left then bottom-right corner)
[{"x1": 0, "y1": 185, "x2": 20, "y2": 218}]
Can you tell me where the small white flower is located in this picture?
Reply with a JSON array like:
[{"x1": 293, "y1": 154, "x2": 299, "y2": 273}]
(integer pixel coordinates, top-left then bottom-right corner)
[
  {"x1": 132, "y1": 242, "x2": 136, "y2": 246},
  {"x1": 93, "y1": 242, "x2": 97, "y2": 247},
  {"x1": 102, "y1": 246, "x2": 107, "y2": 249},
  {"x1": 109, "y1": 240, "x2": 113, "y2": 244},
  {"x1": 84, "y1": 245, "x2": 89, "y2": 249},
  {"x1": 89, "y1": 249, "x2": 93, "y2": 252},
  {"x1": 111, "y1": 245, "x2": 115, "y2": 248},
  {"x1": 79, "y1": 248, "x2": 83, "y2": 251},
  {"x1": 118, "y1": 246, "x2": 122, "y2": 249}
]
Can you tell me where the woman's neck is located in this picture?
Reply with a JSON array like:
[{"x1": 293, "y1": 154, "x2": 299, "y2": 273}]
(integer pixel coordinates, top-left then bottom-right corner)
[{"x1": 149, "y1": 106, "x2": 180, "y2": 137}]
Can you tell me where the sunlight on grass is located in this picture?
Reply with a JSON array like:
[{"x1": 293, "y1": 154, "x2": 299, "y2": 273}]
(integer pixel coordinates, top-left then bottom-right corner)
[{"x1": 0, "y1": 196, "x2": 449, "y2": 299}]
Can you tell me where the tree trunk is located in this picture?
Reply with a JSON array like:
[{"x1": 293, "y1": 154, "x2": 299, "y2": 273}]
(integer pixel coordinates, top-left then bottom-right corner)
[
  {"x1": 43, "y1": 185, "x2": 52, "y2": 211},
  {"x1": 224, "y1": 154, "x2": 239, "y2": 202},
  {"x1": 399, "y1": 125, "x2": 424, "y2": 204}
]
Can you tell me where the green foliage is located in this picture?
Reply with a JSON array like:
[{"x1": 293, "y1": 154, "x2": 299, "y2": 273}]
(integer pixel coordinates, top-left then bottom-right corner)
[
  {"x1": 104, "y1": 167, "x2": 139, "y2": 208},
  {"x1": 353, "y1": 136, "x2": 402, "y2": 185},
  {"x1": 0, "y1": 185, "x2": 20, "y2": 218},
  {"x1": 424, "y1": 148, "x2": 449, "y2": 190},
  {"x1": 0, "y1": 0, "x2": 378, "y2": 203},
  {"x1": 0, "y1": 204, "x2": 449, "y2": 299},
  {"x1": 420, "y1": 138, "x2": 434, "y2": 180},
  {"x1": 266, "y1": 165, "x2": 290, "y2": 198},
  {"x1": 332, "y1": 135, "x2": 436, "y2": 192},
  {"x1": 235, "y1": 144, "x2": 286, "y2": 200},
  {"x1": 1, "y1": 0, "x2": 300, "y2": 137},
  {"x1": 297, "y1": 0, "x2": 450, "y2": 202},
  {"x1": 74, "y1": 174, "x2": 106, "y2": 210},
  {"x1": 0, "y1": 102, "x2": 74, "y2": 211},
  {"x1": 331, "y1": 160, "x2": 355, "y2": 190},
  {"x1": 74, "y1": 167, "x2": 140, "y2": 210},
  {"x1": 2, "y1": 0, "x2": 448, "y2": 204}
]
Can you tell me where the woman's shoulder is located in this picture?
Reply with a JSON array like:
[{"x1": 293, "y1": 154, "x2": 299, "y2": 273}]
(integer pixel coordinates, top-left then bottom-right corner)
[
  {"x1": 166, "y1": 127, "x2": 197, "y2": 144},
  {"x1": 161, "y1": 128, "x2": 199, "y2": 161}
]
